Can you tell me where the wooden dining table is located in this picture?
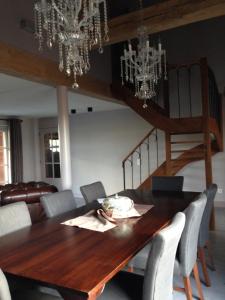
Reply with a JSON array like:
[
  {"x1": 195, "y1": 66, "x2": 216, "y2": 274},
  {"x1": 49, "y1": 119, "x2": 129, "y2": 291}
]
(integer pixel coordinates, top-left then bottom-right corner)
[{"x1": 0, "y1": 190, "x2": 199, "y2": 300}]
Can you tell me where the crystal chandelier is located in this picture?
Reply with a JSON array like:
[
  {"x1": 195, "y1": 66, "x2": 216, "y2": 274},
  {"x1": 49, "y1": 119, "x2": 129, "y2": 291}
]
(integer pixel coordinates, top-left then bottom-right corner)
[
  {"x1": 120, "y1": 25, "x2": 167, "y2": 108},
  {"x1": 34, "y1": 0, "x2": 109, "y2": 88}
]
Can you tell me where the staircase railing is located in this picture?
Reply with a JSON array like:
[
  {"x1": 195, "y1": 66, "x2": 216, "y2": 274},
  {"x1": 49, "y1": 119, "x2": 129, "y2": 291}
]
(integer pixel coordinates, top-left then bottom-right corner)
[
  {"x1": 208, "y1": 67, "x2": 222, "y2": 130},
  {"x1": 166, "y1": 58, "x2": 222, "y2": 127},
  {"x1": 167, "y1": 60, "x2": 202, "y2": 119},
  {"x1": 122, "y1": 127, "x2": 164, "y2": 190}
]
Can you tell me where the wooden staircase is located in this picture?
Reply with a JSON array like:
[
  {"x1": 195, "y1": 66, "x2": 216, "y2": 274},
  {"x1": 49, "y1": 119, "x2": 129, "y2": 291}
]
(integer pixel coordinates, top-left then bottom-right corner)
[{"x1": 117, "y1": 58, "x2": 223, "y2": 229}]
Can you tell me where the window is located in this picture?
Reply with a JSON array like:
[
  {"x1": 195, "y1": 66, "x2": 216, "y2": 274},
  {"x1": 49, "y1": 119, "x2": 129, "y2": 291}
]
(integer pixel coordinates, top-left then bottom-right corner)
[
  {"x1": 44, "y1": 132, "x2": 60, "y2": 178},
  {"x1": 0, "y1": 124, "x2": 11, "y2": 184}
]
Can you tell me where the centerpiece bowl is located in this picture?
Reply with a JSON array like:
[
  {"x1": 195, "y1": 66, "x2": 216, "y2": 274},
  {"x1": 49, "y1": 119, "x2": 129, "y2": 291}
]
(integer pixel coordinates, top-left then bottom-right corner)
[{"x1": 102, "y1": 194, "x2": 134, "y2": 218}]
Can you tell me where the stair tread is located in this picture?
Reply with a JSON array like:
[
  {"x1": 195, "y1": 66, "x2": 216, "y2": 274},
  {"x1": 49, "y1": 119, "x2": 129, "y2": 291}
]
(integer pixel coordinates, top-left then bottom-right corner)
[
  {"x1": 172, "y1": 157, "x2": 203, "y2": 161},
  {"x1": 170, "y1": 141, "x2": 203, "y2": 144},
  {"x1": 171, "y1": 149, "x2": 203, "y2": 153}
]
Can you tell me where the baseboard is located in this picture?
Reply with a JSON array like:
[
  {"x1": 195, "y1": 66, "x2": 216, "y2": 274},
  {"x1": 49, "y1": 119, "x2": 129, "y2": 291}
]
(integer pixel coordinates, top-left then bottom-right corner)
[{"x1": 215, "y1": 201, "x2": 225, "y2": 208}]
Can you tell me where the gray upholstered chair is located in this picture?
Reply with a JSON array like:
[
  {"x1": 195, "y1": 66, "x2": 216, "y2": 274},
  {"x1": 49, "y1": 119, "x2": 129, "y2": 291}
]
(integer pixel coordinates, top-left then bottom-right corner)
[
  {"x1": 40, "y1": 190, "x2": 77, "y2": 218},
  {"x1": 152, "y1": 176, "x2": 184, "y2": 192},
  {"x1": 80, "y1": 181, "x2": 106, "y2": 204},
  {"x1": 198, "y1": 183, "x2": 217, "y2": 287},
  {"x1": 174, "y1": 193, "x2": 207, "y2": 300},
  {"x1": 0, "y1": 202, "x2": 31, "y2": 237},
  {"x1": 99, "y1": 212, "x2": 185, "y2": 300},
  {"x1": 0, "y1": 202, "x2": 34, "y2": 294},
  {"x1": 127, "y1": 176, "x2": 184, "y2": 272},
  {"x1": 0, "y1": 269, "x2": 11, "y2": 300},
  {"x1": 0, "y1": 269, "x2": 61, "y2": 300}
]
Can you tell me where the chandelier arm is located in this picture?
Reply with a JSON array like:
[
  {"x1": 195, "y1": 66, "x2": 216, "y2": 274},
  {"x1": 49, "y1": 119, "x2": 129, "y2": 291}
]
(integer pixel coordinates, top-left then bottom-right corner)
[
  {"x1": 127, "y1": 57, "x2": 139, "y2": 70},
  {"x1": 77, "y1": 0, "x2": 83, "y2": 14},
  {"x1": 126, "y1": 63, "x2": 138, "y2": 71},
  {"x1": 52, "y1": 1, "x2": 69, "y2": 26},
  {"x1": 74, "y1": 0, "x2": 82, "y2": 19},
  {"x1": 79, "y1": 14, "x2": 95, "y2": 28}
]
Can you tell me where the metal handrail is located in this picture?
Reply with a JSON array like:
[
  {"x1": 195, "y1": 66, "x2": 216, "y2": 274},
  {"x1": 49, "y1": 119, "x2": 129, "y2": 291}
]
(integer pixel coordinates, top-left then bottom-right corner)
[
  {"x1": 122, "y1": 127, "x2": 159, "y2": 190},
  {"x1": 122, "y1": 127, "x2": 156, "y2": 164}
]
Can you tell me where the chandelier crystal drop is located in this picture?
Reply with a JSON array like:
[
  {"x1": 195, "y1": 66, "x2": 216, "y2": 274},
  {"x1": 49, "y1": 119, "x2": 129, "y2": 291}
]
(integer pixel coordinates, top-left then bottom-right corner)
[
  {"x1": 120, "y1": 26, "x2": 167, "y2": 108},
  {"x1": 34, "y1": 0, "x2": 109, "y2": 88}
]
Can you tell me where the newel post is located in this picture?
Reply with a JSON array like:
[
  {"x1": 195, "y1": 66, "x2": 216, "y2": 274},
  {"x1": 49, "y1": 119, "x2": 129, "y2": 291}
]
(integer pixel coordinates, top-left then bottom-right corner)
[{"x1": 200, "y1": 57, "x2": 214, "y2": 229}]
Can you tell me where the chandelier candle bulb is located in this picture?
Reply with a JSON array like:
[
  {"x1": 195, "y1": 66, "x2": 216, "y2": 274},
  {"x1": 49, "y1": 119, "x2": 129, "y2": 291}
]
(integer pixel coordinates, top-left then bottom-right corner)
[
  {"x1": 159, "y1": 41, "x2": 162, "y2": 51},
  {"x1": 129, "y1": 43, "x2": 132, "y2": 52}
]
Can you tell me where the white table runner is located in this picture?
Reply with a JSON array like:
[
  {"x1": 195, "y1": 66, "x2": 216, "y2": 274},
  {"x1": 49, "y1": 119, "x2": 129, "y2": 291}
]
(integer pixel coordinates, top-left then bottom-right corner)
[{"x1": 61, "y1": 204, "x2": 153, "y2": 232}]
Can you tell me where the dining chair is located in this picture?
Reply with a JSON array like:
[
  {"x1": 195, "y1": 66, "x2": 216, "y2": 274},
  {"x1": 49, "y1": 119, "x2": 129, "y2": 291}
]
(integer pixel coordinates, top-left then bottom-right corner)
[
  {"x1": 99, "y1": 212, "x2": 186, "y2": 300},
  {"x1": 0, "y1": 202, "x2": 31, "y2": 237},
  {"x1": 0, "y1": 202, "x2": 35, "y2": 293},
  {"x1": 80, "y1": 181, "x2": 106, "y2": 203},
  {"x1": 198, "y1": 183, "x2": 217, "y2": 287},
  {"x1": 126, "y1": 176, "x2": 184, "y2": 272},
  {"x1": 151, "y1": 176, "x2": 184, "y2": 192},
  {"x1": 174, "y1": 193, "x2": 207, "y2": 300},
  {"x1": 40, "y1": 190, "x2": 77, "y2": 218},
  {"x1": 0, "y1": 269, "x2": 61, "y2": 300}
]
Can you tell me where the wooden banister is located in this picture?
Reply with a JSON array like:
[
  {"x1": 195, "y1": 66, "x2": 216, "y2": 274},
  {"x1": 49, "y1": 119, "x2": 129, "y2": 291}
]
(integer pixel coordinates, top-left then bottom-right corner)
[
  {"x1": 200, "y1": 57, "x2": 212, "y2": 187},
  {"x1": 168, "y1": 60, "x2": 200, "y2": 70}
]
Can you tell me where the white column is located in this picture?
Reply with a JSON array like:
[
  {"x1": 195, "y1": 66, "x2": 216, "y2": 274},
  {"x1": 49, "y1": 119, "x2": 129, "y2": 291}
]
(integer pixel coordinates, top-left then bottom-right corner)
[
  {"x1": 57, "y1": 86, "x2": 72, "y2": 190},
  {"x1": 33, "y1": 119, "x2": 41, "y2": 181}
]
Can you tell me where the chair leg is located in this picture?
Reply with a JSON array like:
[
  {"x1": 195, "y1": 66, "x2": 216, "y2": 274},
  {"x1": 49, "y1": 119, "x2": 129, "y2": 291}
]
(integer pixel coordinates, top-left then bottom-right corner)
[
  {"x1": 183, "y1": 276, "x2": 193, "y2": 300},
  {"x1": 127, "y1": 266, "x2": 134, "y2": 272},
  {"x1": 193, "y1": 262, "x2": 205, "y2": 300},
  {"x1": 198, "y1": 247, "x2": 211, "y2": 287},
  {"x1": 206, "y1": 241, "x2": 216, "y2": 271}
]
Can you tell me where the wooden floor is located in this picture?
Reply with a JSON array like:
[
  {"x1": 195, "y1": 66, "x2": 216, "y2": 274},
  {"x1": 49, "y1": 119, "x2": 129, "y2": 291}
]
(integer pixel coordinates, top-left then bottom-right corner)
[{"x1": 99, "y1": 208, "x2": 225, "y2": 300}]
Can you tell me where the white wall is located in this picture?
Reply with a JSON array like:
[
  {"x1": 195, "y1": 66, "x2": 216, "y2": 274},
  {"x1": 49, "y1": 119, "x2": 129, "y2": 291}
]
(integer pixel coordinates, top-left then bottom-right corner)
[
  {"x1": 21, "y1": 118, "x2": 37, "y2": 182},
  {"x1": 39, "y1": 109, "x2": 150, "y2": 205},
  {"x1": 70, "y1": 109, "x2": 150, "y2": 197}
]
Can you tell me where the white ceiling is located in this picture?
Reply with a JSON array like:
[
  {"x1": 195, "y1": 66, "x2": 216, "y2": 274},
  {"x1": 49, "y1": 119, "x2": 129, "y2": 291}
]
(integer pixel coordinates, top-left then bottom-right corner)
[{"x1": 0, "y1": 73, "x2": 126, "y2": 118}]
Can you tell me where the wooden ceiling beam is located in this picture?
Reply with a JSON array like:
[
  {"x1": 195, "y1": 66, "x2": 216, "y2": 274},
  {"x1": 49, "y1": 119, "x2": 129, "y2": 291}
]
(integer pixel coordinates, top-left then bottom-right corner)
[
  {"x1": 105, "y1": 0, "x2": 225, "y2": 46},
  {"x1": 0, "y1": 42, "x2": 123, "y2": 105}
]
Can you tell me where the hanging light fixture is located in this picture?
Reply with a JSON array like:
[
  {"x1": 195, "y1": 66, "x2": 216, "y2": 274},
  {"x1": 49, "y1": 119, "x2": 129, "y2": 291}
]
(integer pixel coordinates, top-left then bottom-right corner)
[
  {"x1": 120, "y1": 1, "x2": 167, "y2": 108},
  {"x1": 34, "y1": 0, "x2": 109, "y2": 88}
]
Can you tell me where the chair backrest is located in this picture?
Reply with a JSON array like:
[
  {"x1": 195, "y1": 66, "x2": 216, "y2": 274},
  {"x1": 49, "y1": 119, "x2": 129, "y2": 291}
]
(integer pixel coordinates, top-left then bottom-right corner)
[
  {"x1": 40, "y1": 190, "x2": 77, "y2": 218},
  {"x1": 0, "y1": 202, "x2": 31, "y2": 237},
  {"x1": 80, "y1": 181, "x2": 106, "y2": 203},
  {"x1": 178, "y1": 193, "x2": 207, "y2": 276},
  {"x1": 152, "y1": 176, "x2": 184, "y2": 192},
  {"x1": 143, "y1": 212, "x2": 185, "y2": 300},
  {"x1": 198, "y1": 184, "x2": 217, "y2": 247},
  {"x1": 0, "y1": 269, "x2": 11, "y2": 300}
]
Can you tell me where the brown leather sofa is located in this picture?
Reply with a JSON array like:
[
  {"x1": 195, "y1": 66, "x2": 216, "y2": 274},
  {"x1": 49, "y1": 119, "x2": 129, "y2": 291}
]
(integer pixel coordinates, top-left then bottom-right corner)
[{"x1": 0, "y1": 182, "x2": 58, "y2": 223}]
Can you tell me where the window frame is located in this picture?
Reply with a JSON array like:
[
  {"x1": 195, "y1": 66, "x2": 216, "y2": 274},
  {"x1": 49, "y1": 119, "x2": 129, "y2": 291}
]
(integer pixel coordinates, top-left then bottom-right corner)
[
  {"x1": 43, "y1": 131, "x2": 61, "y2": 179},
  {"x1": 0, "y1": 123, "x2": 11, "y2": 185}
]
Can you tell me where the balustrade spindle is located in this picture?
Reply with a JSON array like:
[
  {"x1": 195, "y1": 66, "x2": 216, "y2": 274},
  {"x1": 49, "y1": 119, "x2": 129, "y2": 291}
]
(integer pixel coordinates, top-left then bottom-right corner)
[{"x1": 188, "y1": 68, "x2": 193, "y2": 117}]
